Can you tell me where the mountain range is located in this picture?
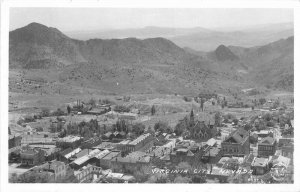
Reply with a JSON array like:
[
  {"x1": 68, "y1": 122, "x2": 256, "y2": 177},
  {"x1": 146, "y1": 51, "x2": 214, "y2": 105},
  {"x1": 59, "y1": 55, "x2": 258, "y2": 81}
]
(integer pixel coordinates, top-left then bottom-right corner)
[
  {"x1": 9, "y1": 22, "x2": 294, "y2": 95},
  {"x1": 66, "y1": 22, "x2": 293, "y2": 51}
]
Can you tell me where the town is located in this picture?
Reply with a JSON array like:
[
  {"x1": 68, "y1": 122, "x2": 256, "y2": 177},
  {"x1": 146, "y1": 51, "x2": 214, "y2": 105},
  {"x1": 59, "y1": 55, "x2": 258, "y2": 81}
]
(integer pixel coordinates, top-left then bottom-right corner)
[{"x1": 8, "y1": 92, "x2": 294, "y2": 183}]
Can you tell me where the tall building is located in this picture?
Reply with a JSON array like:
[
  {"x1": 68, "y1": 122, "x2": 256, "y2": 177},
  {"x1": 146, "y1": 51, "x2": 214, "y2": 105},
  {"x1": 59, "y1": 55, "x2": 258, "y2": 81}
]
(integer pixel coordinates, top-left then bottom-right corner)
[
  {"x1": 221, "y1": 128, "x2": 250, "y2": 156},
  {"x1": 258, "y1": 136, "x2": 276, "y2": 157}
]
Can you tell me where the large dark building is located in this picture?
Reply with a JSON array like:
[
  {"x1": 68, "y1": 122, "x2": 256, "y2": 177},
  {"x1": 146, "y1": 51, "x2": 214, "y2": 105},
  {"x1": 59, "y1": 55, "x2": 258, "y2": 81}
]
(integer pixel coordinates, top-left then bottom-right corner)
[
  {"x1": 257, "y1": 136, "x2": 276, "y2": 157},
  {"x1": 221, "y1": 128, "x2": 250, "y2": 157}
]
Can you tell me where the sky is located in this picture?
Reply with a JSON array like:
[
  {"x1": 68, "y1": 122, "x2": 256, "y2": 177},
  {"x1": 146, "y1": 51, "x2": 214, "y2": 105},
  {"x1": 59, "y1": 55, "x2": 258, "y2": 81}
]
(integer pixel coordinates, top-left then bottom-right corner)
[{"x1": 9, "y1": 8, "x2": 293, "y2": 32}]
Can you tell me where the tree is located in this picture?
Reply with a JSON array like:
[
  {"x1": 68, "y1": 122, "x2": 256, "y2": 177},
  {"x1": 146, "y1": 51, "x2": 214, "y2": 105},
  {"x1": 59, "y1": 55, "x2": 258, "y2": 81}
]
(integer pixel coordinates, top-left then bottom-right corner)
[
  {"x1": 200, "y1": 98, "x2": 204, "y2": 111},
  {"x1": 151, "y1": 105, "x2": 156, "y2": 116},
  {"x1": 189, "y1": 110, "x2": 195, "y2": 127},
  {"x1": 52, "y1": 108, "x2": 65, "y2": 116},
  {"x1": 88, "y1": 98, "x2": 96, "y2": 107},
  {"x1": 67, "y1": 105, "x2": 71, "y2": 114},
  {"x1": 214, "y1": 112, "x2": 222, "y2": 127},
  {"x1": 154, "y1": 121, "x2": 171, "y2": 133},
  {"x1": 132, "y1": 123, "x2": 145, "y2": 136},
  {"x1": 259, "y1": 98, "x2": 266, "y2": 105}
]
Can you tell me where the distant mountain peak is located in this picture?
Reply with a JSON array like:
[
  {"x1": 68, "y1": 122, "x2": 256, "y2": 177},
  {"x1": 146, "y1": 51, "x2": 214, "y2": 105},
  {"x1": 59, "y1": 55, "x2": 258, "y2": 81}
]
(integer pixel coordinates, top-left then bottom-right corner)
[{"x1": 214, "y1": 44, "x2": 239, "y2": 61}]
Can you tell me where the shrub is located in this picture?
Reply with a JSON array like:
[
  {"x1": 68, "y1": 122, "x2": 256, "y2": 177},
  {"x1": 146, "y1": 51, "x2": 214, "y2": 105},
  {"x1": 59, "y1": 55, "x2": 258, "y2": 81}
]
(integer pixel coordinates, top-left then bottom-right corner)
[
  {"x1": 40, "y1": 108, "x2": 50, "y2": 117},
  {"x1": 183, "y1": 96, "x2": 192, "y2": 102},
  {"x1": 51, "y1": 108, "x2": 65, "y2": 116}
]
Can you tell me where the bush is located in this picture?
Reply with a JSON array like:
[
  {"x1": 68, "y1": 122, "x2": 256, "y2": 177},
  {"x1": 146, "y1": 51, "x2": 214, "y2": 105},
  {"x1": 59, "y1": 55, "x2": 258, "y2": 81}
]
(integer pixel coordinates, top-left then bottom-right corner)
[
  {"x1": 24, "y1": 115, "x2": 35, "y2": 123},
  {"x1": 51, "y1": 108, "x2": 65, "y2": 116},
  {"x1": 40, "y1": 108, "x2": 50, "y2": 117},
  {"x1": 183, "y1": 96, "x2": 192, "y2": 102}
]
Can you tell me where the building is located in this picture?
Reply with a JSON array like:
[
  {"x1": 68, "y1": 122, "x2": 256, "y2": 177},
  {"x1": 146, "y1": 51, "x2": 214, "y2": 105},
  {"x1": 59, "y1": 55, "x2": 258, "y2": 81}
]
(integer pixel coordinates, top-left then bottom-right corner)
[
  {"x1": 93, "y1": 142, "x2": 117, "y2": 151},
  {"x1": 149, "y1": 139, "x2": 176, "y2": 158},
  {"x1": 9, "y1": 134, "x2": 22, "y2": 149},
  {"x1": 70, "y1": 149, "x2": 102, "y2": 170},
  {"x1": 257, "y1": 136, "x2": 276, "y2": 157},
  {"x1": 20, "y1": 147, "x2": 45, "y2": 166},
  {"x1": 74, "y1": 164, "x2": 102, "y2": 183},
  {"x1": 58, "y1": 147, "x2": 82, "y2": 163},
  {"x1": 251, "y1": 157, "x2": 270, "y2": 175},
  {"x1": 111, "y1": 151, "x2": 151, "y2": 174},
  {"x1": 81, "y1": 136, "x2": 102, "y2": 149},
  {"x1": 121, "y1": 133, "x2": 155, "y2": 153},
  {"x1": 99, "y1": 151, "x2": 121, "y2": 169},
  {"x1": 201, "y1": 146, "x2": 222, "y2": 164},
  {"x1": 39, "y1": 160, "x2": 67, "y2": 181},
  {"x1": 170, "y1": 140, "x2": 202, "y2": 164},
  {"x1": 116, "y1": 140, "x2": 132, "y2": 153},
  {"x1": 221, "y1": 128, "x2": 250, "y2": 157},
  {"x1": 56, "y1": 135, "x2": 82, "y2": 149}
]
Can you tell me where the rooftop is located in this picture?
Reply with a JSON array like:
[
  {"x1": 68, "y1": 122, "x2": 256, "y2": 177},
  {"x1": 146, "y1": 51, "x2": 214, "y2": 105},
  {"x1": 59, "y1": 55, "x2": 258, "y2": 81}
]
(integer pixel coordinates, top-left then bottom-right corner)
[
  {"x1": 129, "y1": 133, "x2": 151, "y2": 145},
  {"x1": 95, "y1": 149, "x2": 110, "y2": 160},
  {"x1": 259, "y1": 136, "x2": 275, "y2": 145},
  {"x1": 102, "y1": 151, "x2": 120, "y2": 160},
  {"x1": 64, "y1": 148, "x2": 82, "y2": 159},
  {"x1": 58, "y1": 135, "x2": 81, "y2": 143},
  {"x1": 251, "y1": 157, "x2": 269, "y2": 167},
  {"x1": 72, "y1": 149, "x2": 101, "y2": 165}
]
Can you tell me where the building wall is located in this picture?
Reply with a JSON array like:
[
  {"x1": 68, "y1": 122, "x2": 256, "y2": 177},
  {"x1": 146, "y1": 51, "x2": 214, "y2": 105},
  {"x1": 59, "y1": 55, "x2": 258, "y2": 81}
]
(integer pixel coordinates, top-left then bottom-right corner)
[
  {"x1": 221, "y1": 137, "x2": 250, "y2": 156},
  {"x1": 258, "y1": 143, "x2": 276, "y2": 157},
  {"x1": 20, "y1": 150, "x2": 45, "y2": 166}
]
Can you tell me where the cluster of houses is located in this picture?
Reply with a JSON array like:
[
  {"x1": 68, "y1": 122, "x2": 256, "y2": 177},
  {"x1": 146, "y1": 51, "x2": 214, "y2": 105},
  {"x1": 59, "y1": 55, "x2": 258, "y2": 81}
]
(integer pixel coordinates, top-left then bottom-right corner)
[{"x1": 8, "y1": 95, "x2": 294, "y2": 183}]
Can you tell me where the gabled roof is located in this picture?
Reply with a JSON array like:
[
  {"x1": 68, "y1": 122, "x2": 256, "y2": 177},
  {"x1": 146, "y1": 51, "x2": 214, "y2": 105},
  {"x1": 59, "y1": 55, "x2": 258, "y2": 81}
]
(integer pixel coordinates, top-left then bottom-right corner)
[
  {"x1": 224, "y1": 128, "x2": 248, "y2": 144},
  {"x1": 259, "y1": 136, "x2": 275, "y2": 145}
]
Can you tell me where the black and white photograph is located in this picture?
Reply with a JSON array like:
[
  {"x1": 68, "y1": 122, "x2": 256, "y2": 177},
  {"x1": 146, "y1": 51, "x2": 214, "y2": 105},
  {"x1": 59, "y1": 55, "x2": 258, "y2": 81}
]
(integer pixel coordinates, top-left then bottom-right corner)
[{"x1": 1, "y1": 1, "x2": 298, "y2": 190}]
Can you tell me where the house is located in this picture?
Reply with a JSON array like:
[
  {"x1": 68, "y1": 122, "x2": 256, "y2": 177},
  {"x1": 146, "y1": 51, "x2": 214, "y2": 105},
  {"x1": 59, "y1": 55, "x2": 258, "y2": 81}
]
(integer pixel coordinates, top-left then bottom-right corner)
[
  {"x1": 116, "y1": 140, "x2": 132, "y2": 154},
  {"x1": 9, "y1": 146, "x2": 22, "y2": 163},
  {"x1": 170, "y1": 140, "x2": 202, "y2": 164},
  {"x1": 251, "y1": 157, "x2": 270, "y2": 175},
  {"x1": 70, "y1": 149, "x2": 102, "y2": 170},
  {"x1": 9, "y1": 134, "x2": 22, "y2": 149},
  {"x1": 257, "y1": 137, "x2": 276, "y2": 157},
  {"x1": 81, "y1": 136, "x2": 102, "y2": 149},
  {"x1": 20, "y1": 147, "x2": 45, "y2": 166},
  {"x1": 110, "y1": 151, "x2": 151, "y2": 174},
  {"x1": 103, "y1": 132, "x2": 113, "y2": 140},
  {"x1": 221, "y1": 128, "x2": 250, "y2": 157},
  {"x1": 58, "y1": 147, "x2": 82, "y2": 163},
  {"x1": 123, "y1": 133, "x2": 155, "y2": 153},
  {"x1": 39, "y1": 160, "x2": 67, "y2": 181},
  {"x1": 99, "y1": 151, "x2": 121, "y2": 169},
  {"x1": 56, "y1": 135, "x2": 82, "y2": 149},
  {"x1": 201, "y1": 146, "x2": 222, "y2": 164},
  {"x1": 271, "y1": 155, "x2": 291, "y2": 168},
  {"x1": 149, "y1": 139, "x2": 176, "y2": 158},
  {"x1": 74, "y1": 164, "x2": 102, "y2": 183}
]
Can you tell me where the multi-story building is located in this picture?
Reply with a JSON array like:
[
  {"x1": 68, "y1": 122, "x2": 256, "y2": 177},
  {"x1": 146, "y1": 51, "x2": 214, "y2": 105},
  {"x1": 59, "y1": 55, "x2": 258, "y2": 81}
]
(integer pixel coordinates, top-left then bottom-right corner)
[
  {"x1": 20, "y1": 147, "x2": 45, "y2": 166},
  {"x1": 110, "y1": 151, "x2": 151, "y2": 174},
  {"x1": 221, "y1": 128, "x2": 250, "y2": 157},
  {"x1": 9, "y1": 134, "x2": 22, "y2": 149},
  {"x1": 251, "y1": 157, "x2": 270, "y2": 175},
  {"x1": 118, "y1": 133, "x2": 154, "y2": 153},
  {"x1": 40, "y1": 160, "x2": 67, "y2": 181},
  {"x1": 257, "y1": 136, "x2": 276, "y2": 157}
]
